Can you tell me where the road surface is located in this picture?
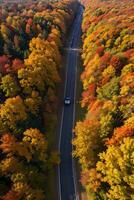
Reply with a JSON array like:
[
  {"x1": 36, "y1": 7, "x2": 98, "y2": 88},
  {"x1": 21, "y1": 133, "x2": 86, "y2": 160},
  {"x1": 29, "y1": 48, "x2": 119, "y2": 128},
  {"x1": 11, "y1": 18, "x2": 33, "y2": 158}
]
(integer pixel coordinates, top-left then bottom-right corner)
[{"x1": 59, "y1": 5, "x2": 83, "y2": 200}]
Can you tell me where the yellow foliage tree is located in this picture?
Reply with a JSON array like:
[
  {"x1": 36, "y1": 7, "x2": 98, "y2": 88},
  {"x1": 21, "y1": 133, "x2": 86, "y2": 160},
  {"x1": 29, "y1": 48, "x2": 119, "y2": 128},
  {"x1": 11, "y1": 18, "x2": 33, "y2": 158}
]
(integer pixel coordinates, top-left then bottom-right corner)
[
  {"x1": 24, "y1": 91, "x2": 42, "y2": 115},
  {"x1": 73, "y1": 120, "x2": 101, "y2": 168},
  {"x1": 97, "y1": 137, "x2": 134, "y2": 200},
  {"x1": 0, "y1": 96, "x2": 28, "y2": 129},
  {"x1": 23, "y1": 128, "x2": 47, "y2": 162}
]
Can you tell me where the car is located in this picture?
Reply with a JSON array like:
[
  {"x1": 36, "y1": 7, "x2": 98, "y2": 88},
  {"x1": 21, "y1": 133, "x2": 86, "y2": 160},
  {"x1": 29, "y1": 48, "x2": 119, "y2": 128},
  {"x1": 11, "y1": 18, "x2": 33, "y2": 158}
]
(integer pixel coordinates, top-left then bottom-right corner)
[{"x1": 64, "y1": 97, "x2": 71, "y2": 105}]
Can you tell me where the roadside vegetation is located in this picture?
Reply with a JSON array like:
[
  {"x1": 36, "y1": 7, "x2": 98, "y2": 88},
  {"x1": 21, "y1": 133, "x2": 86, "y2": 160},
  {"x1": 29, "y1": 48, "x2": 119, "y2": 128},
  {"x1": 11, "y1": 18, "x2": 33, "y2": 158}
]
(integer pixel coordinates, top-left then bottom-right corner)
[
  {"x1": 73, "y1": 0, "x2": 134, "y2": 199},
  {"x1": 0, "y1": 0, "x2": 79, "y2": 199}
]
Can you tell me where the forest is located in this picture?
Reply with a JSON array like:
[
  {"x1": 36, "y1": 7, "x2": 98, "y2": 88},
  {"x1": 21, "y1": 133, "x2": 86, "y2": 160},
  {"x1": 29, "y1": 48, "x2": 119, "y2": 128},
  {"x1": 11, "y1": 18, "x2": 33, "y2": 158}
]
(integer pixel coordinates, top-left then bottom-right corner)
[
  {"x1": 73, "y1": 0, "x2": 134, "y2": 199},
  {"x1": 0, "y1": 0, "x2": 134, "y2": 199},
  {"x1": 0, "y1": 0, "x2": 79, "y2": 199}
]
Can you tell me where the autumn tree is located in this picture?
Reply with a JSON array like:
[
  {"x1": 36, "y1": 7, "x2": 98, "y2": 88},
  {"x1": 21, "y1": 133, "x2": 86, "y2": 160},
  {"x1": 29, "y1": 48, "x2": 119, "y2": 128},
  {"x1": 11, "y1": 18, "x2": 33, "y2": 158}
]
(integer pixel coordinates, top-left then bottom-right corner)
[
  {"x1": 73, "y1": 120, "x2": 101, "y2": 168},
  {"x1": 97, "y1": 137, "x2": 134, "y2": 200},
  {"x1": 74, "y1": 0, "x2": 134, "y2": 197},
  {"x1": 1, "y1": 74, "x2": 20, "y2": 97},
  {"x1": 0, "y1": 96, "x2": 28, "y2": 130}
]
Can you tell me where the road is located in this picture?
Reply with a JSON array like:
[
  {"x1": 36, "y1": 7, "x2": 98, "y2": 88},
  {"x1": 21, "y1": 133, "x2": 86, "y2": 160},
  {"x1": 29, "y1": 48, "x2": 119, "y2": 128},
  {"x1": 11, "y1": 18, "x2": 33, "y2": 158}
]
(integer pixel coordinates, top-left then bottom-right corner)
[{"x1": 59, "y1": 5, "x2": 83, "y2": 200}]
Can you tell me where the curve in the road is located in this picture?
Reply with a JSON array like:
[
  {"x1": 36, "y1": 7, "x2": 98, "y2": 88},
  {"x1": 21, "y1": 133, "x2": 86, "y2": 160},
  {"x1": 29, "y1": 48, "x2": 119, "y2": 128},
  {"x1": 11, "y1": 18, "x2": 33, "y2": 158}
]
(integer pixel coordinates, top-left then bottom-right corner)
[{"x1": 58, "y1": 5, "x2": 83, "y2": 200}]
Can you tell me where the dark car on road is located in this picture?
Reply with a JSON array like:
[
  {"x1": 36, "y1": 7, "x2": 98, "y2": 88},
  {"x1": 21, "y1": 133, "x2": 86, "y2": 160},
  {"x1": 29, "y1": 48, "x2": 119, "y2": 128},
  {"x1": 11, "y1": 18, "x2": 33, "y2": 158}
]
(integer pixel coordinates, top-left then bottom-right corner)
[{"x1": 64, "y1": 97, "x2": 71, "y2": 105}]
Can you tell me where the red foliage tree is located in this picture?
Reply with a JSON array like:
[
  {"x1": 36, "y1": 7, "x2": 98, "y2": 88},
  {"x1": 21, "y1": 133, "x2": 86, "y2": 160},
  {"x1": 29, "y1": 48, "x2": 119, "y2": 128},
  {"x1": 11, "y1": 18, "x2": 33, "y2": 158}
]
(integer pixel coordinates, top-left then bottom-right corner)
[
  {"x1": 11, "y1": 59, "x2": 24, "y2": 72},
  {"x1": 110, "y1": 55, "x2": 122, "y2": 69},
  {"x1": 106, "y1": 125, "x2": 134, "y2": 146},
  {"x1": 124, "y1": 49, "x2": 134, "y2": 59},
  {"x1": 96, "y1": 46, "x2": 104, "y2": 56},
  {"x1": 2, "y1": 191, "x2": 19, "y2": 200},
  {"x1": 100, "y1": 52, "x2": 111, "y2": 70},
  {"x1": 0, "y1": 55, "x2": 10, "y2": 74}
]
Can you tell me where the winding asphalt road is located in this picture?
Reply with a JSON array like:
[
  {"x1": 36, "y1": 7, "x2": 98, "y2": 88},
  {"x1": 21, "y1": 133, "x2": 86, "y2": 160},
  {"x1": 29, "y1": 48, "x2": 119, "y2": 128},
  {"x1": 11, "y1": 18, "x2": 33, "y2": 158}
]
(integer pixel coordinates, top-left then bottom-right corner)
[{"x1": 59, "y1": 5, "x2": 83, "y2": 200}]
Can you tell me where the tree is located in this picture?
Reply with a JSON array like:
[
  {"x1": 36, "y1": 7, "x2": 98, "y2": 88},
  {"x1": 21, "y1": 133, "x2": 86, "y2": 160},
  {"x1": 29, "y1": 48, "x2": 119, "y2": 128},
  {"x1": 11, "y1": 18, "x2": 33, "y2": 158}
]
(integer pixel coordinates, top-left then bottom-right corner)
[
  {"x1": 18, "y1": 37, "x2": 61, "y2": 95},
  {"x1": 22, "y1": 128, "x2": 47, "y2": 162},
  {"x1": 97, "y1": 137, "x2": 134, "y2": 200},
  {"x1": 0, "y1": 133, "x2": 32, "y2": 161},
  {"x1": 11, "y1": 59, "x2": 24, "y2": 72},
  {"x1": 81, "y1": 168, "x2": 102, "y2": 193},
  {"x1": 0, "y1": 96, "x2": 28, "y2": 129},
  {"x1": 2, "y1": 190, "x2": 19, "y2": 200},
  {"x1": 24, "y1": 91, "x2": 42, "y2": 115},
  {"x1": 106, "y1": 125, "x2": 134, "y2": 146},
  {"x1": 73, "y1": 120, "x2": 101, "y2": 168},
  {"x1": 1, "y1": 74, "x2": 20, "y2": 97},
  {"x1": 0, "y1": 55, "x2": 10, "y2": 74},
  {"x1": 1, "y1": 24, "x2": 13, "y2": 41},
  {"x1": 97, "y1": 77, "x2": 120, "y2": 100}
]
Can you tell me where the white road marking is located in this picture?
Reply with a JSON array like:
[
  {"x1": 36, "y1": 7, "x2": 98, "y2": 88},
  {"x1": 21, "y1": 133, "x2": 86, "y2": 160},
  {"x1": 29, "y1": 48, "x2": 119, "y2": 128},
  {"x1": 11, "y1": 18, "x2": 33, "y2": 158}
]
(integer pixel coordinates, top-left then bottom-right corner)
[{"x1": 63, "y1": 48, "x2": 82, "y2": 52}]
